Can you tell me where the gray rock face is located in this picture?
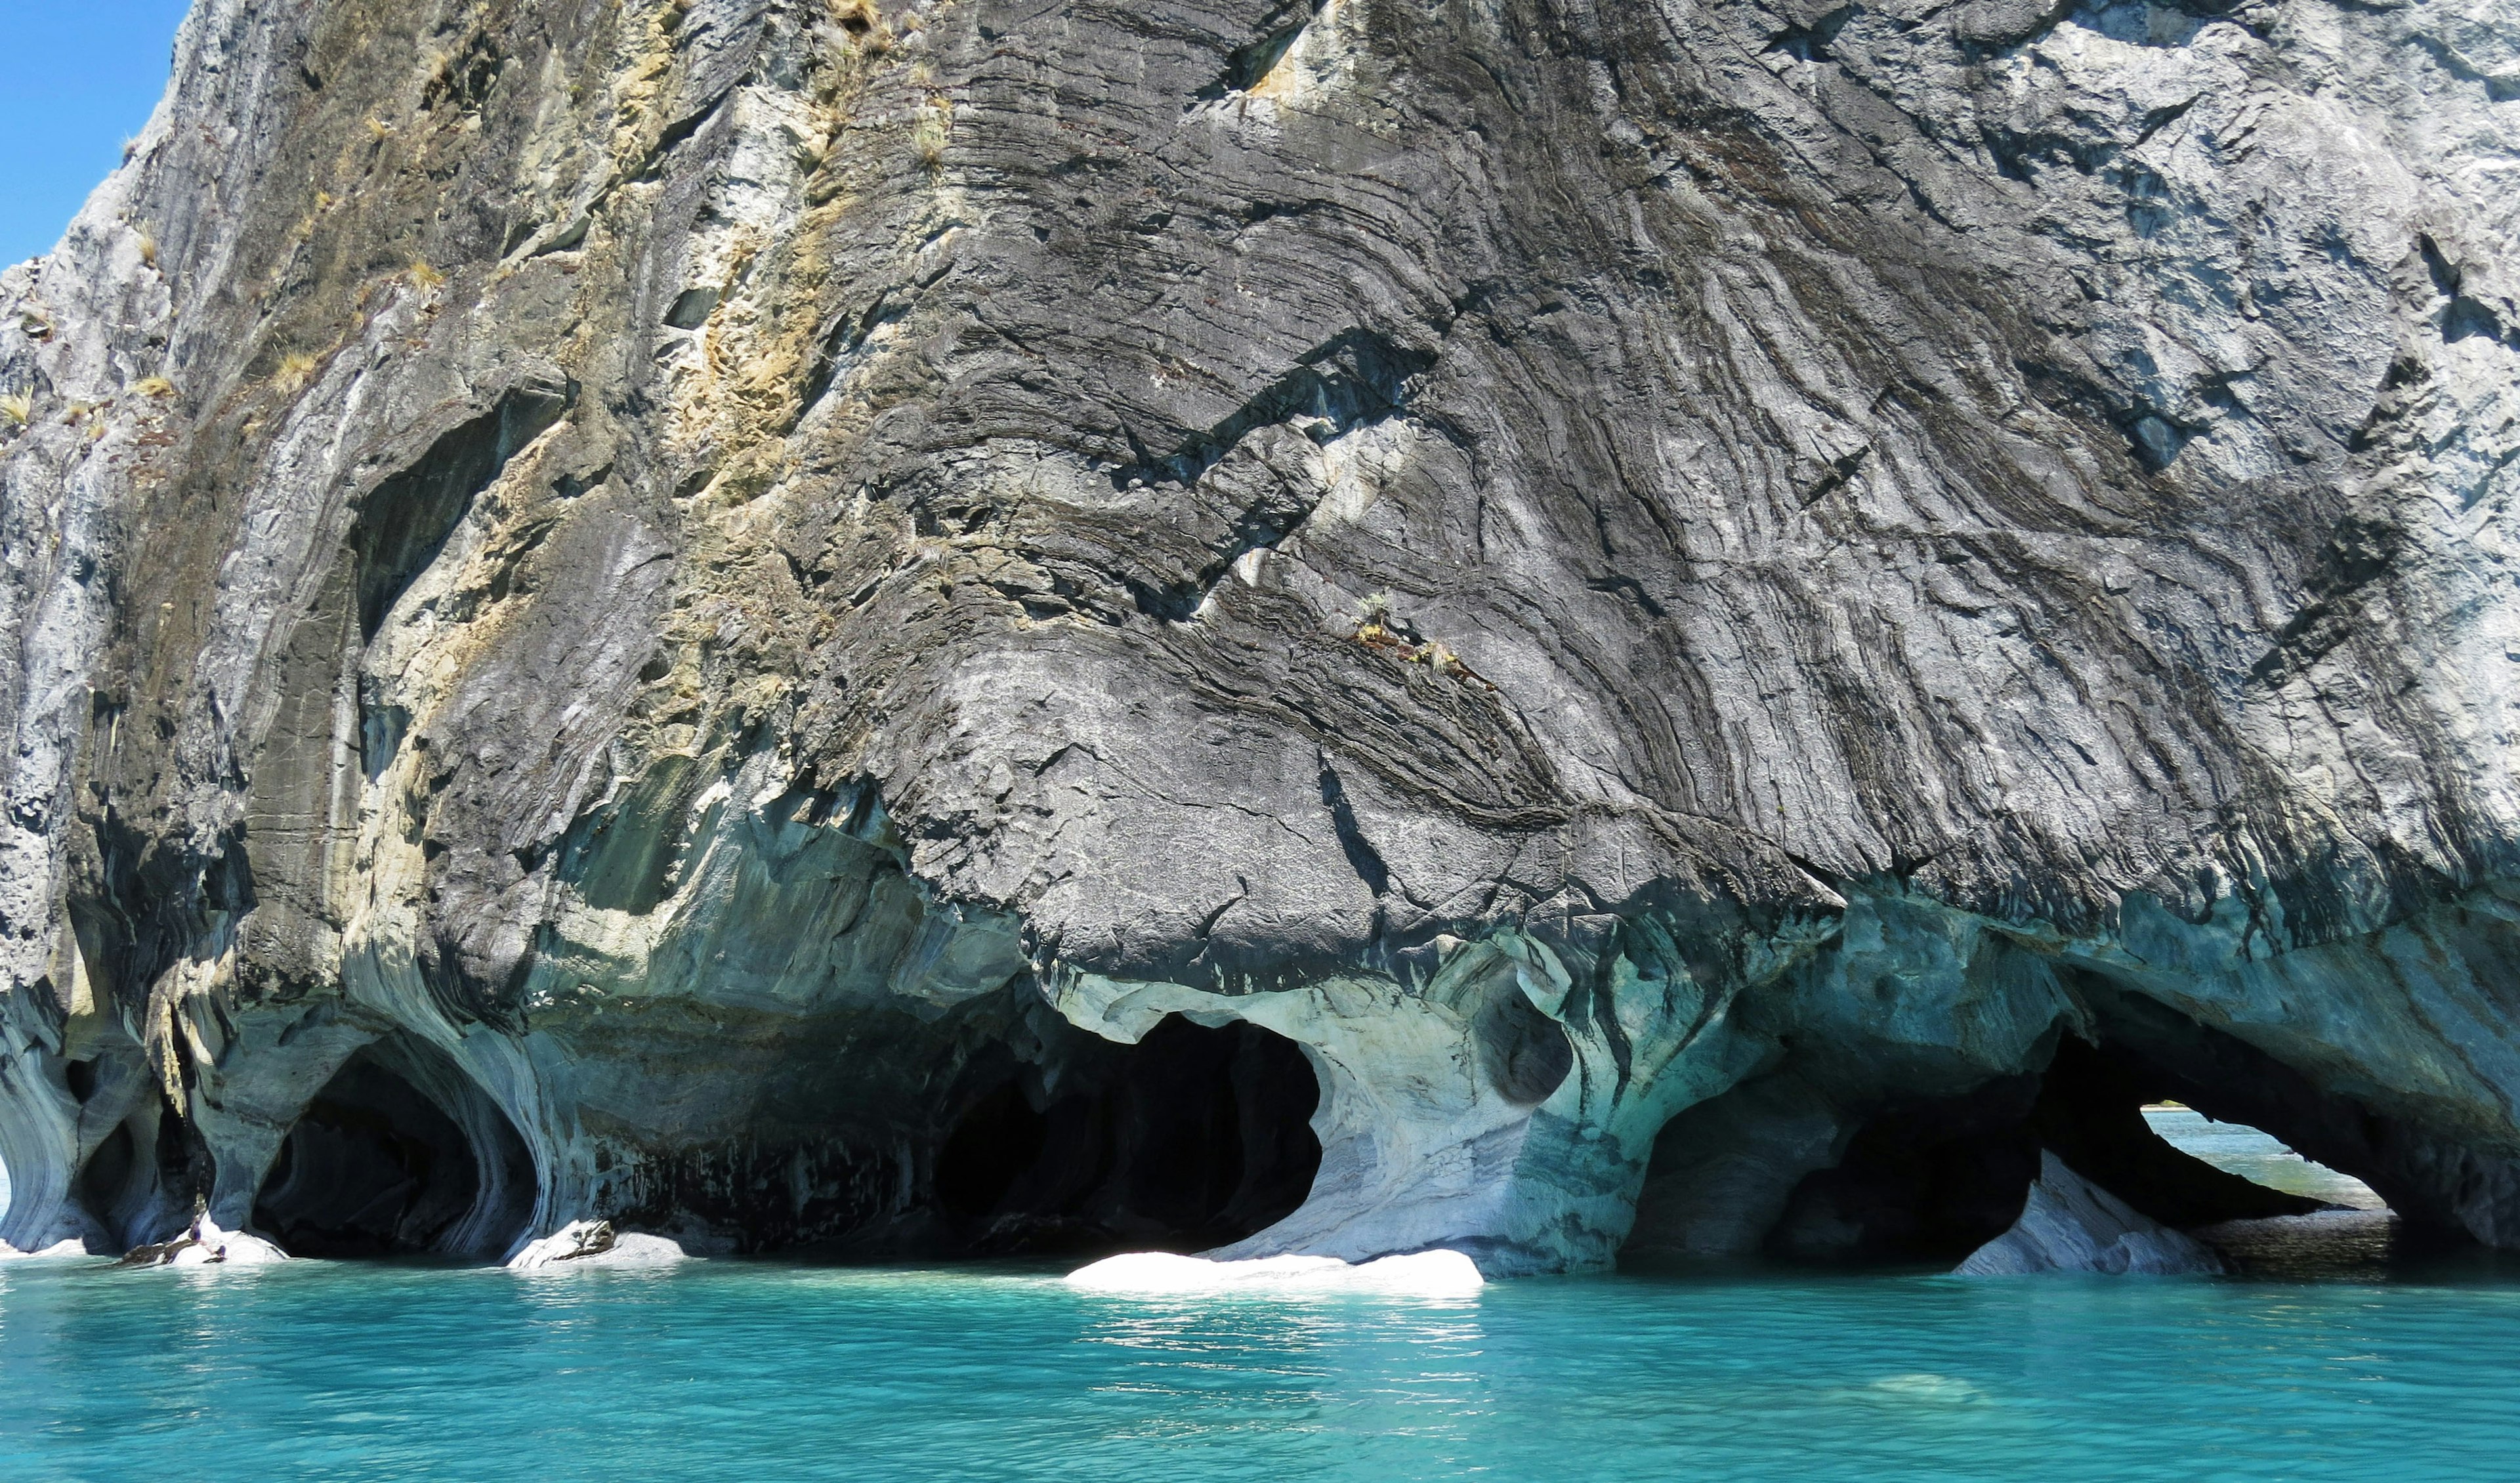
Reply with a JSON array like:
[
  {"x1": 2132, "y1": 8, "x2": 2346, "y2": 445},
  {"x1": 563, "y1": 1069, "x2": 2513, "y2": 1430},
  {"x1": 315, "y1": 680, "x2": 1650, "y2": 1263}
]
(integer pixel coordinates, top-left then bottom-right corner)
[
  {"x1": 0, "y1": 0, "x2": 2513, "y2": 1272},
  {"x1": 1956, "y1": 1150, "x2": 2224, "y2": 1275}
]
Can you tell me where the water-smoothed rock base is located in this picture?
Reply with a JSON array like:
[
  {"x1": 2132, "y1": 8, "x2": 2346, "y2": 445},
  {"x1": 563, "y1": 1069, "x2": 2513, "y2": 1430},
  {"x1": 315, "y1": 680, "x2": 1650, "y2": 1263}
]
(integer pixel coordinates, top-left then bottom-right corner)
[
  {"x1": 119, "y1": 1213, "x2": 291, "y2": 1270},
  {"x1": 509, "y1": 1220, "x2": 696, "y2": 1270}
]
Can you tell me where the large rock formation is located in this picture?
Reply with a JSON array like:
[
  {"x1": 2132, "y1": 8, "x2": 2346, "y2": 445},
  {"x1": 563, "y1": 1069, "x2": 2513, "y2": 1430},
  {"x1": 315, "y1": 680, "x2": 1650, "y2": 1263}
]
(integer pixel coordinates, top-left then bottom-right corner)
[
  {"x1": 1955, "y1": 1150, "x2": 2225, "y2": 1275},
  {"x1": 0, "y1": 0, "x2": 2513, "y2": 1272}
]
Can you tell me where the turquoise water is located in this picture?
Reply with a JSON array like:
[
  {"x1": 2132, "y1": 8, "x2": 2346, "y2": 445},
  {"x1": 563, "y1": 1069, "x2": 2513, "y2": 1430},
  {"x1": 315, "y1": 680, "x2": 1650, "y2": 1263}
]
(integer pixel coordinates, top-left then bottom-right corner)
[
  {"x1": 9, "y1": 1253, "x2": 2520, "y2": 1481},
  {"x1": 3, "y1": 1115, "x2": 2511, "y2": 1480}
]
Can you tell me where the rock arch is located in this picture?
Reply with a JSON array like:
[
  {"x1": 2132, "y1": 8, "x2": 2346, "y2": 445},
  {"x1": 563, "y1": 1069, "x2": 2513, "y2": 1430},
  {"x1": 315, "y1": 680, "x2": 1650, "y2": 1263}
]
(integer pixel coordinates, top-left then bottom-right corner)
[{"x1": 251, "y1": 1031, "x2": 536, "y2": 1259}]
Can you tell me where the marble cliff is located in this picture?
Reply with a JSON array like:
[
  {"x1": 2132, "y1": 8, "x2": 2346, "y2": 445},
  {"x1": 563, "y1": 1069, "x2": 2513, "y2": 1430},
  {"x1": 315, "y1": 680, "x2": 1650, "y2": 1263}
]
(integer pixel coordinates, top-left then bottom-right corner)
[{"x1": 0, "y1": 0, "x2": 2514, "y2": 1273}]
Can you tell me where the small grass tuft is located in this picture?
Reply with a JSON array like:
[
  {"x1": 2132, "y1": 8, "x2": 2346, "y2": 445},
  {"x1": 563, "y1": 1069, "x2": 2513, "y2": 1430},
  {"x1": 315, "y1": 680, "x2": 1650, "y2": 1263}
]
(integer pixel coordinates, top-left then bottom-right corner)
[
  {"x1": 0, "y1": 391, "x2": 32, "y2": 427},
  {"x1": 136, "y1": 232, "x2": 158, "y2": 268},
  {"x1": 408, "y1": 259, "x2": 447, "y2": 289},
  {"x1": 912, "y1": 105, "x2": 950, "y2": 171},
  {"x1": 830, "y1": 0, "x2": 890, "y2": 51},
  {"x1": 366, "y1": 117, "x2": 393, "y2": 141},
  {"x1": 134, "y1": 375, "x2": 177, "y2": 399},
  {"x1": 278, "y1": 351, "x2": 322, "y2": 388}
]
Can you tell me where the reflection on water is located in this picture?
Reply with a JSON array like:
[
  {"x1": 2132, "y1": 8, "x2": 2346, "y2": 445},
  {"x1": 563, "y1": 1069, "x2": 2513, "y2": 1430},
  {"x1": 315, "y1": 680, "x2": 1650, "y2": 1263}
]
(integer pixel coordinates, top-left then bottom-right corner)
[{"x1": 1072, "y1": 1291, "x2": 1489, "y2": 1458}]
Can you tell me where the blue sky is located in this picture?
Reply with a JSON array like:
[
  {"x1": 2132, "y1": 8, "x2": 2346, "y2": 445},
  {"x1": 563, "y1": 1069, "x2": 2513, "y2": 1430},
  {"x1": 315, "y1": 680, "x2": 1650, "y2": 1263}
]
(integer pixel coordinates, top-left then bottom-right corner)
[{"x1": 0, "y1": 1, "x2": 194, "y2": 267}]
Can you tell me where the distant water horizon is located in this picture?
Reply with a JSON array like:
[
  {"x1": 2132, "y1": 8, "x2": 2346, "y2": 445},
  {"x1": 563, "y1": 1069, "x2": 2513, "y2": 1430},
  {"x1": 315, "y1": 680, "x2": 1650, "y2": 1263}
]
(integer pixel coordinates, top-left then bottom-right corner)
[{"x1": 2140, "y1": 1106, "x2": 2388, "y2": 1211}]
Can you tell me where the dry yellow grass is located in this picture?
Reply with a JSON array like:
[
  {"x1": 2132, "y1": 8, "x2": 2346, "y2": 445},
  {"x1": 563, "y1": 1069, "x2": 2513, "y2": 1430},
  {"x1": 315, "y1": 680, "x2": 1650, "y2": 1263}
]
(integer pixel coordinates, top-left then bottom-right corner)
[
  {"x1": 0, "y1": 392, "x2": 32, "y2": 427},
  {"x1": 134, "y1": 375, "x2": 178, "y2": 398},
  {"x1": 912, "y1": 106, "x2": 950, "y2": 170},
  {"x1": 409, "y1": 260, "x2": 448, "y2": 289}
]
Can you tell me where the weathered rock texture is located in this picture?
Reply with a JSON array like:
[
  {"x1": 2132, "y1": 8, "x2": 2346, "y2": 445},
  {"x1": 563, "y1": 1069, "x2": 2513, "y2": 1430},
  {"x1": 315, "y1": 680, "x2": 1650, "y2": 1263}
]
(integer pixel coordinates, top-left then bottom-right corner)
[
  {"x1": 1955, "y1": 1150, "x2": 2224, "y2": 1274},
  {"x1": 0, "y1": 0, "x2": 2513, "y2": 1271}
]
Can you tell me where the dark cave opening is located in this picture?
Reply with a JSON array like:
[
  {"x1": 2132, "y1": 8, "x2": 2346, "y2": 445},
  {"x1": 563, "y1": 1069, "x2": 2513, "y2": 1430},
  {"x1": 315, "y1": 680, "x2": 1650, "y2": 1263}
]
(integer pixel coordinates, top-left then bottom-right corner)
[
  {"x1": 1763, "y1": 1072, "x2": 2048, "y2": 1264},
  {"x1": 931, "y1": 1016, "x2": 1322, "y2": 1257},
  {"x1": 78, "y1": 1123, "x2": 136, "y2": 1220},
  {"x1": 2025, "y1": 1034, "x2": 2351, "y2": 1224},
  {"x1": 252, "y1": 1035, "x2": 536, "y2": 1259},
  {"x1": 1759, "y1": 1030, "x2": 2363, "y2": 1266},
  {"x1": 1639, "y1": 986, "x2": 2414, "y2": 1270},
  {"x1": 74, "y1": 1093, "x2": 192, "y2": 1252}
]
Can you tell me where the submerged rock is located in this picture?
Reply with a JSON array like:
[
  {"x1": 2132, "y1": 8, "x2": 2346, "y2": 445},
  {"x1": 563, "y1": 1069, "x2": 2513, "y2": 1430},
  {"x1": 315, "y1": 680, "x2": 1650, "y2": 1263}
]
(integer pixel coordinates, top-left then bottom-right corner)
[
  {"x1": 1956, "y1": 1154, "x2": 2225, "y2": 1276},
  {"x1": 0, "y1": 0, "x2": 2511, "y2": 1275}
]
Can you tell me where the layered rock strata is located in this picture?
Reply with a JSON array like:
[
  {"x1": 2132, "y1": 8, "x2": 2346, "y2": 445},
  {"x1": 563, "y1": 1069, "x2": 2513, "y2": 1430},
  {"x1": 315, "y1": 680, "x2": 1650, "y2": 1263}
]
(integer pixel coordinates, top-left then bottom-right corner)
[{"x1": 0, "y1": 0, "x2": 2513, "y2": 1272}]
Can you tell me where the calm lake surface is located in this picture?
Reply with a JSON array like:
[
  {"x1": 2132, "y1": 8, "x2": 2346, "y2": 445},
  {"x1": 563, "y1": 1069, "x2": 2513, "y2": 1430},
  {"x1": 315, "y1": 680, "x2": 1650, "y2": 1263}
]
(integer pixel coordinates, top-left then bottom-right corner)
[{"x1": 4, "y1": 1116, "x2": 2514, "y2": 1482}]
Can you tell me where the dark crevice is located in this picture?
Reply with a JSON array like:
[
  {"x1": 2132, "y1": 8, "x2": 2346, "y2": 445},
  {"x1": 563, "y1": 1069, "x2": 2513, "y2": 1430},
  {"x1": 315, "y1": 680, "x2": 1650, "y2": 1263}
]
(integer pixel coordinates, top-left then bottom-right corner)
[
  {"x1": 636, "y1": 81, "x2": 742, "y2": 180},
  {"x1": 2132, "y1": 96, "x2": 2199, "y2": 149},
  {"x1": 2247, "y1": 512, "x2": 2404, "y2": 685},
  {"x1": 1114, "y1": 329, "x2": 1433, "y2": 620},
  {"x1": 932, "y1": 1017, "x2": 1321, "y2": 1256},
  {"x1": 793, "y1": 291, "x2": 910, "y2": 429},
  {"x1": 1586, "y1": 572, "x2": 1668, "y2": 619},
  {"x1": 663, "y1": 287, "x2": 719, "y2": 329},
  {"x1": 2420, "y1": 235, "x2": 2511, "y2": 346},
  {"x1": 1110, "y1": 329, "x2": 1429, "y2": 493},
  {"x1": 1317, "y1": 757, "x2": 1391, "y2": 898},
  {"x1": 1196, "y1": 0, "x2": 1325, "y2": 99},
  {"x1": 1765, "y1": 5, "x2": 1856, "y2": 62},
  {"x1": 1799, "y1": 445, "x2": 1870, "y2": 507},
  {"x1": 352, "y1": 380, "x2": 573, "y2": 643}
]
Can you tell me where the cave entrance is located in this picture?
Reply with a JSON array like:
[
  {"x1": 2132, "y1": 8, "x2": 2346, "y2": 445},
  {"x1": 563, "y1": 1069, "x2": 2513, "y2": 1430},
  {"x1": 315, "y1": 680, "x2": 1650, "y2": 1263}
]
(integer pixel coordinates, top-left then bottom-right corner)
[
  {"x1": 1771, "y1": 1038, "x2": 2373, "y2": 1267},
  {"x1": 2011, "y1": 1032, "x2": 2362, "y2": 1230},
  {"x1": 252, "y1": 1034, "x2": 536, "y2": 1259},
  {"x1": 932, "y1": 1016, "x2": 1322, "y2": 1257},
  {"x1": 1685, "y1": 1020, "x2": 2397, "y2": 1268}
]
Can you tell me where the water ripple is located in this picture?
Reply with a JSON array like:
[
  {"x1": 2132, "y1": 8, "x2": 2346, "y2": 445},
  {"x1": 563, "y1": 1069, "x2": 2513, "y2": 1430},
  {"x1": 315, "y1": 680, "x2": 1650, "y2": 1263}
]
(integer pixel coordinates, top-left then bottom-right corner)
[{"x1": 3, "y1": 1259, "x2": 2519, "y2": 1480}]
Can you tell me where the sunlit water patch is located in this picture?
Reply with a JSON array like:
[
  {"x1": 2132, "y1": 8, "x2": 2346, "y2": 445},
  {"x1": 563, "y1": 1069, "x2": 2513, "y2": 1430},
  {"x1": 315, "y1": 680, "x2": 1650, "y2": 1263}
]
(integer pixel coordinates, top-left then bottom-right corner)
[
  {"x1": 9, "y1": 1253, "x2": 2520, "y2": 1480},
  {"x1": 2142, "y1": 1107, "x2": 2388, "y2": 1209},
  {"x1": 2142, "y1": 1105, "x2": 2404, "y2": 1278}
]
